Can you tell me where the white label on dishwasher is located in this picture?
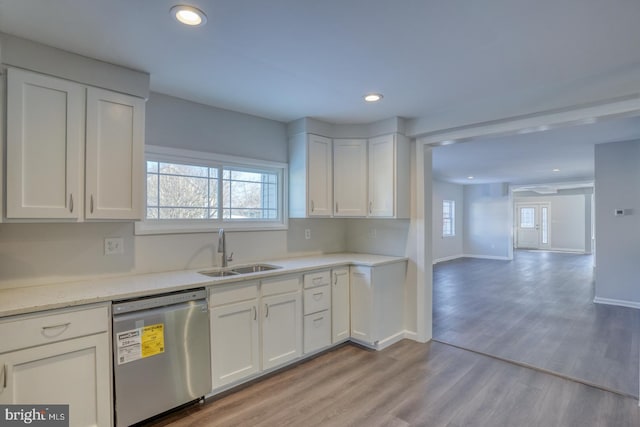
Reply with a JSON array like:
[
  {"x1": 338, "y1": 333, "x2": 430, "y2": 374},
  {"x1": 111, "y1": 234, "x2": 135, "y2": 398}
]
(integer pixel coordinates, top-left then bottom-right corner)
[{"x1": 116, "y1": 328, "x2": 142, "y2": 365}]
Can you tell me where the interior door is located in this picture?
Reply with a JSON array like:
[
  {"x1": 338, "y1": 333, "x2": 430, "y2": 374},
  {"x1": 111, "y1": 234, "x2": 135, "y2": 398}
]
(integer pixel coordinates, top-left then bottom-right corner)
[{"x1": 516, "y1": 204, "x2": 550, "y2": 249}]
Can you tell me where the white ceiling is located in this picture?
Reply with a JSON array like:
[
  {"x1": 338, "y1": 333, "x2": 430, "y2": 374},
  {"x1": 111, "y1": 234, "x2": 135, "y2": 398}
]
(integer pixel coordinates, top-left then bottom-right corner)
[{"x1": 1, "y1": 0, "x2": 640, "y2": 185}]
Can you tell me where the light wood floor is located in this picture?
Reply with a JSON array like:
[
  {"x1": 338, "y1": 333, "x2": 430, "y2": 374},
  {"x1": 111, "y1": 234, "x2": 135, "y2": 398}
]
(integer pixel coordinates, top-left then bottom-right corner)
[
  {"x1": 144, "y1": 340, "x2": 640, "y2": 427},
  {"x1": 433, "y1": 250, "x2": 640, "y2": 397}
]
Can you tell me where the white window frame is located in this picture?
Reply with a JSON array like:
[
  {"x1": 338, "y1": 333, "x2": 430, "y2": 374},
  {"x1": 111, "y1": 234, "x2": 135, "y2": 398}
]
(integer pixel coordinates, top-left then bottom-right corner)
[
  {"x1": 135, "y1": 145, "x2": 288, "y2": 235},
  {"x1": 442, "y1": 199, "x2": 455, "y2": 237}
]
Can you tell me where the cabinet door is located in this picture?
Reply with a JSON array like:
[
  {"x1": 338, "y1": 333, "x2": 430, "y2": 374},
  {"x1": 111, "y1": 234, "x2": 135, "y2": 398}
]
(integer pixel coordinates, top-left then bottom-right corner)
[
  {"x1": 210, "y1": 299, "x2": 260, "y2": 389},
  {"x1": 6, "y1": 68, "x2": 84, "y2": 219},
  {"x1": 350, "y1": 266, "x2": 373, "y2": 345},
  {"x1": 333, "y1": 139, "x2": 367, "y2": 217},
  {"x1": 85, "y1": 87, "x2": 145, "y2": 220},
  {"x1": 262, "y1": 291, "x2": 302, "y2": 370},
  {"x1": 0, "y1": 334, "x2": 112, "y2": 427},
  {"x1": 332, "y1": 268, "x2": 350, "y2": 343},
  {"x1": 368, "y1": 134, "x2": 395, "y2": 217},
  {"x1": 307, "y1": 135, "x2": 332, "y2": 216}
]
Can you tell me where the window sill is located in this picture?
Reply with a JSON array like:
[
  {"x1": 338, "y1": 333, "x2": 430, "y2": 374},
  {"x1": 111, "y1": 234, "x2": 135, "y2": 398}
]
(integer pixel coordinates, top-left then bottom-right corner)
[{"x1": 134, "y1": 220, "x2": 288, "y2": 235}]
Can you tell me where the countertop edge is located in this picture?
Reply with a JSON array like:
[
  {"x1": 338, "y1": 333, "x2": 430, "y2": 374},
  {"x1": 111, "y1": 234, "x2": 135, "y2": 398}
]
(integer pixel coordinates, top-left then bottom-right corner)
[{"x1": 0, "y1": 254, "x2": 408, "y2": 318}]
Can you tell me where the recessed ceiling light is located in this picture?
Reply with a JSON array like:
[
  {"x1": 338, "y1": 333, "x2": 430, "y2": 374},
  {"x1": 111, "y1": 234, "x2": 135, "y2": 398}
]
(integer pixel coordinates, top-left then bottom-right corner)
[
  {"x1": 467, "y1": 176, "x2": 474, "y2": 180},
  {"x1": 552, "y1": 168, "x2": 560, "y2": 172},
  {"x1": 171, "y1": 5, "x2": 207, "y2": 27},
  {"x1": 364, "y1": 93, "x2": 383, "y2": 102}
]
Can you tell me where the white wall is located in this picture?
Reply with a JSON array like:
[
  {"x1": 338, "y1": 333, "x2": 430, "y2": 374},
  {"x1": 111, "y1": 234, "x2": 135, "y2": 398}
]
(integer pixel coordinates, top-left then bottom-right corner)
[
  {"x1": 514, "y1": 191, "x2": 592, "y2": 252},
  {"x1": 594, "y1": 139, "x2": 640, "y2": 307},
  {"x1": 432, "y1": 180, "x2": 464, "y2": 263},
  {"x1": 463, "y1": 183, "x2": 512, "y2": 260},
  {"x1": 0, "y1": 93, "x2": 347, "y2": 288}
]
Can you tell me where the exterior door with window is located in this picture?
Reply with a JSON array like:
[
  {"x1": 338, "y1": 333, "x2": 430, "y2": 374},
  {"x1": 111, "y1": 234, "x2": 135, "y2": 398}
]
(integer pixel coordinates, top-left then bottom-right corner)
[{"x1": 516, "y1": 203, "x2": 550, "y2": 249}]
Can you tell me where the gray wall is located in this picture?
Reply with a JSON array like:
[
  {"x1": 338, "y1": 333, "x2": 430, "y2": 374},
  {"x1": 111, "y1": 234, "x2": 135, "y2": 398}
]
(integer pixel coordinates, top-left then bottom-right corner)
[
  {"x1": 463, "y1": 183, "x2": 512, "y2": 260},
  {"x1": 594, "y1": 139, "x2": 640, "y2": 306},
  {"x1": 432, "y1": 180, "x2": 464, "y2": 262},
  {"x1": 146, "y1": 92, "x2": 287, "y2": 163}
]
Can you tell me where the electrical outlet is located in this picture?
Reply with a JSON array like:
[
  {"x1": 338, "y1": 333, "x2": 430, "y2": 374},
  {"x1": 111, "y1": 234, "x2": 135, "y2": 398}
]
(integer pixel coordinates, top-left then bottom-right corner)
[
  {"x1": 104, "y1": 237, "x2": 124, "y2": 255},
  {"x1": 304, "y1": 229, "x2": 311, "y2": 240}
]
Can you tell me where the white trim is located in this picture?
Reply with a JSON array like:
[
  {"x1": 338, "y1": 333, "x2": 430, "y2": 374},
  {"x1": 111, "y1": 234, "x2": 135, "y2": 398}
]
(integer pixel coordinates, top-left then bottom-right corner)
[
  {"x1": 463, "y1": 254, "x2": 512, "y2": 261},
  {"x1": 433, "y1": 255, "x2": 464, "y2": 264},
  {"x1": 136, "y1": 145, "x2": 288, "y2": 235},
  {"x1": 403, "y1": 330, "x2": 419, "y2": 341},
  {"x1": 375, "y1": 331, "x2": 408, "y2": 350},
  {"x1": 593, "y1": 297, "x2": 640, "y2": 310}
]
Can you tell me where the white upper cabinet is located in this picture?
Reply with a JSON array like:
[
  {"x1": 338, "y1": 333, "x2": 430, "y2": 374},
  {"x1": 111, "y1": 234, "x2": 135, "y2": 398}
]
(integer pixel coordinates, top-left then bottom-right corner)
[
  {"x1": 289, "y1": 133, "x2": 333, "y2": 217},
  {"x1": 333, "y1": 139, "x2": 367, "y2": 217},
  {"x1": 85, "y1": 87, "x2": 144, "y2": 220},
  {"x1": 368, "y1": 134, "x2": 410, "y2": 218},
  {"x1": 6, "y1": 68, "x2": 84, "y2": 219},
  {"x1": 5, "y1": 67, "x2": 145, "y2": 221}
]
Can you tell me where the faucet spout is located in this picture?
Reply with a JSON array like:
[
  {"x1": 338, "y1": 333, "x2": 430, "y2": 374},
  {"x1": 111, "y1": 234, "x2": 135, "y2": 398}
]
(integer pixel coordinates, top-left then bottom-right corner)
[{"x1": 218, "y1": 228, "x2": 227, "y2": 268}]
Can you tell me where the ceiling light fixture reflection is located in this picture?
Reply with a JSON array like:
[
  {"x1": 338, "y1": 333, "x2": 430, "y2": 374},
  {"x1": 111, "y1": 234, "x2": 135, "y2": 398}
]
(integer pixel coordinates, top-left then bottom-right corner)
[
  {"x1": 171, "y1": 5, "x2": 207, "y2": 26},
  {"x1": 364, "y1": 93, "x2": 383, "y2": 102}
]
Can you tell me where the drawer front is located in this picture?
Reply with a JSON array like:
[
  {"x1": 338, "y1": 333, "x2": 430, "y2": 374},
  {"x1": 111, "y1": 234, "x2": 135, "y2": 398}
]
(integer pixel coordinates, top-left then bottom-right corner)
[
  {"x1": 209, "y1": 281, "x2": 258, "y2": 307},
  {"x1": 303, "y1": 285, "x2": 330, "y2": 315},
  {"x1": 304, "y1": 310, "x2": 331, "y2": 354},
  {"x1": 304, "y1": 270, "x2": 331, "y2": 289},
  {"x1": 0, "y1": 304, "x2": 109, "y2": 353},
  {"x1": 261, "y1": 275, "x2": 301, "y2": 297}
]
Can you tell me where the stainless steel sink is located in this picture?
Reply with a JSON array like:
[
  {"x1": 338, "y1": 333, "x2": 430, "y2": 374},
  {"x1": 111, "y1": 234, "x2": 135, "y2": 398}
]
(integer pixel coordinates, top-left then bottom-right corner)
[
  {"x1": 231, "y1": 264, "x2": 281, "y2": 274},
  {"x1": 199, "y1": 264, "x2": 281, "y2": 278},
  {"x1": 198, "y1": 269, "x2": 240, "y2": 278}
]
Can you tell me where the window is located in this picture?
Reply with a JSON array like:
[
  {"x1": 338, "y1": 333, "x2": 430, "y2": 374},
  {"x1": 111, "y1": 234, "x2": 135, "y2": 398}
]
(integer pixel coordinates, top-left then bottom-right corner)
[
  {"x1": 520, "y1": 207, "x2": 535, "y2": 228},
  {"x1": 442, "y1": 200, "x2": 455, "y2": 237},
  {"x1": 136, "y1": 146, "x2": 287, "y2": 234}
]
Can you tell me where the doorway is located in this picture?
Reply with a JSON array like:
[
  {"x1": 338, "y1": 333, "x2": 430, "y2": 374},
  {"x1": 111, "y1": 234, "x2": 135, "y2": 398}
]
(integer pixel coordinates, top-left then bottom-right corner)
[{"x1": 515, "y1": 203, "x2": 550, "y2": 249}]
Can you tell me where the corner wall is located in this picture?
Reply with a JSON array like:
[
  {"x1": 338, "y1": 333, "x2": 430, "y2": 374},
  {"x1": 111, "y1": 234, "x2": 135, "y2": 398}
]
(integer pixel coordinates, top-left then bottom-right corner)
[
  {"x1": 594, "y1": 139, "x2": 640, "y2": 307},
  {"x1": 463, "y1": 183, "x2": 512, "y2": 260}
]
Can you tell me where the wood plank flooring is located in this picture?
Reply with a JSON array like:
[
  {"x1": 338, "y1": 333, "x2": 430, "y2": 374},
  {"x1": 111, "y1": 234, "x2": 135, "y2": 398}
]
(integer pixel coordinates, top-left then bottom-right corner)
[
  {"x1": 144, "y1": 340, "x2": 640, "y2": 427},
  {"x1": 433, "y1": 250, "x2": 640, "y2": 397}
]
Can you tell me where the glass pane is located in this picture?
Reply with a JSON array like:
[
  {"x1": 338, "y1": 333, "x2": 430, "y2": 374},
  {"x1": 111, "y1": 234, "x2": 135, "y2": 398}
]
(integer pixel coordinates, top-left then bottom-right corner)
[
  {"x1": 520, "y1": 207, "x2": 535, "y2": 228},
  {"x1": 146, "y1": 174, "x2": 158, "y2": 207},
  {"x1": 159, "y1": 162, "x2": 208, "y2": 177},
  {"x1": 159, "y1": 207, "x2": 207, "y2": 219},
  {"x1": 147, "y1": 161, "x2": 159, "y2": 173},
  {"x1": 159, "y1": 175, "x2": 208, "y2": 207},
  {"x1": 541, "y1": 207, "x2": 549, "y2": 244},
  {"x1": 146, "y1": 207, "x2": 158, "y2": 219}
]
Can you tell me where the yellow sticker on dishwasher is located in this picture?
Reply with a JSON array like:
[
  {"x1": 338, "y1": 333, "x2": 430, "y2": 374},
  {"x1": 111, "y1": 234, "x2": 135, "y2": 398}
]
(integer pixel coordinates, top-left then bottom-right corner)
[{"x1": 141, "y1": 323, "x2": 165, "y2": 358}]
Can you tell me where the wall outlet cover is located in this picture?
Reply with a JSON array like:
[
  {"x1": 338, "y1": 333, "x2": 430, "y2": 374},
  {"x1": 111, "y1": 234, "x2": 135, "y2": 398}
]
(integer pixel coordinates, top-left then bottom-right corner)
[{"x1": 104, "y1": 237, "x2": 124, "y2": 255}]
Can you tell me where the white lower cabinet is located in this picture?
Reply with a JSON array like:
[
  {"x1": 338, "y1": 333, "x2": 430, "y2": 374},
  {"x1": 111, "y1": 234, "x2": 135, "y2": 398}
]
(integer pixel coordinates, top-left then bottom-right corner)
[
  {"x1": 350, "y1": 262, "x2": 407, "y2": 349},
  {"x1": 0, "y1": 304, "x2": 112, "y2": 427},
  {"x1": 262, "y1": 291, "x2": 302, "y2": 369},
  {"x1": 331, "y1": 268, "x2": 350, "y2": 343},
  {"x1": 209, "y1": 283, "x2": 260, "y2": 389},
  {"x1": 303, "y1": 271, "x2": 331, "y2": 354}
]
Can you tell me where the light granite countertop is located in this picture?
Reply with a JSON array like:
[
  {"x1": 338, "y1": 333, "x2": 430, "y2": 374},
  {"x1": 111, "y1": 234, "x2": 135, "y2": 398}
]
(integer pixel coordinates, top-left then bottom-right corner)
[{"x1": 0, "y1": 253, "x2": 407, "y2": 318}]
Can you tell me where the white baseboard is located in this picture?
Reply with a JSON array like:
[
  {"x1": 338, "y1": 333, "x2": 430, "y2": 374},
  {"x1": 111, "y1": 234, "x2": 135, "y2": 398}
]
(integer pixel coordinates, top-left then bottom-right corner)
[
  {"x1": 375, "y1": 331, "x2": 407, "y2": 350},
  {"x1": 463, "y1": 254, "x2": 511, "y2": 261},
  {"x1": 593, "y1": 297, "x2": 640, "y2": 310},
  {"x1": 433, "y1": 254, "x2": 464, "y2": 265},
  {"x1": 403, "y1": 330, "x2": 419, "y2": 341}
]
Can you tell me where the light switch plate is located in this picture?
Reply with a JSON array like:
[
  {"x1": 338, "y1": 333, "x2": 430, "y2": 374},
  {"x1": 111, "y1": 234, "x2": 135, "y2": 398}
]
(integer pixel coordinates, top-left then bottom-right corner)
[{"x1": 105, "y1": 237, "x2": 124, "y2": 255}]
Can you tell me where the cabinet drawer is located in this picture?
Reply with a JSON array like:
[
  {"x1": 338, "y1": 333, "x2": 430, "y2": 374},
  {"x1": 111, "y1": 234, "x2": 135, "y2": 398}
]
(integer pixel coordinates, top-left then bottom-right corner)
[
  {"x1": 304, "y1": 310, "x2": 331, "y2": 354},
  {"x1": 303, "y1": 285, "x2": 330, "y2": 315},
  {"x1": 209, "y1": 282, "x2": 258, "y2": 307},
  {"x1": 0, "y1": 305, "x2": 109, "y2": 353},
  {"x1": 304, "y1": 270, "x2": 330, "y2": 289},
  {"x1": 262, "y1": 276, "x2": 301, "y2": 297}
]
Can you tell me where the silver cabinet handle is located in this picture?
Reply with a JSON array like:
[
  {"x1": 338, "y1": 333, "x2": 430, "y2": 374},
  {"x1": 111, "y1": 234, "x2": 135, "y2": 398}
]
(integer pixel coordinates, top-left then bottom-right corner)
[
  {"x1": 265, "y1": 303, "x2": 269, "y2": 318},
  {"x1": 90, "y1": 195, "x2": 94, "y2": 214},
  {"x1": 334, "y1": 273, "x2": 338, "y2": 285},
  {"x1": 369, "y1": 201, "x2": 373, "y2": 214},
  {"x1": 69, "y1": 194, "x2": 74, "y2": 213},
  {"x1": 313, "y1": 292, "x2": 323, "y2": 299},
  {"x1": 311, "y1": 200, "x2": 315, "y2": 213},
  {"x1": 253, "y1": 306, "x2": 257, "y2": 321},
  {"x1": 42, "y1": 322, "x2": 71, "y2": 330},
  {"x1": 336, "y1": 202, "x2": 339, "y2": 213},
  {"x1": 0, "y1": 364, "x2": 6, "y2": 391}
]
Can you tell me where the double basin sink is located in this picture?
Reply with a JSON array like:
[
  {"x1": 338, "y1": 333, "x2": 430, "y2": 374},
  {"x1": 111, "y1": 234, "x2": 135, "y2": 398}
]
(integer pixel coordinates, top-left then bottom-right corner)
[{"x1": 199, "y1": 263, "x2": 281, "y2": 278}]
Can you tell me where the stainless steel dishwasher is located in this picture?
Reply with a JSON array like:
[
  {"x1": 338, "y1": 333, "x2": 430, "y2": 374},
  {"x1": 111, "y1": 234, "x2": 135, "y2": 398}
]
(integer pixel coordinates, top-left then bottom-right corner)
[{"x1": 112, "y1": 289, "x2": 211, "y2": 427}]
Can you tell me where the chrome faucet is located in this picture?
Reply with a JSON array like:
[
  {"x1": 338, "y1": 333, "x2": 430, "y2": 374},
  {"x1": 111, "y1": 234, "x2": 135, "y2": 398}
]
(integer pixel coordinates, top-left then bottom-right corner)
[{"x1": 218, "y1": 228, "x2": 233, "y2": 267}]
